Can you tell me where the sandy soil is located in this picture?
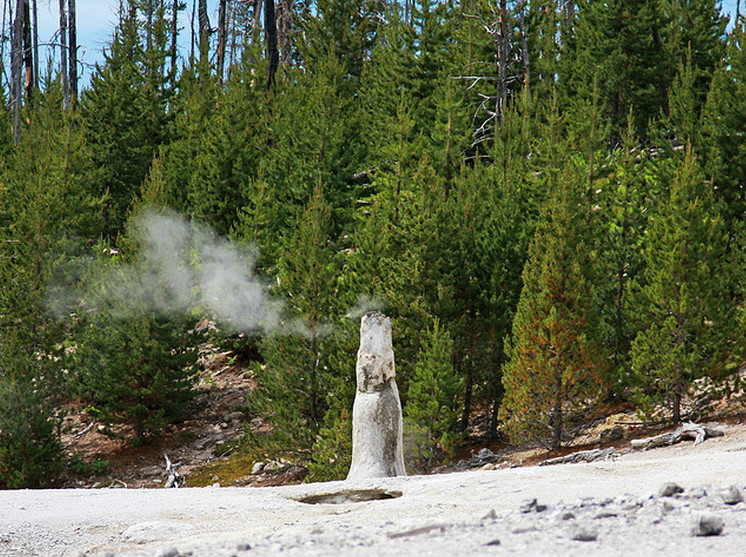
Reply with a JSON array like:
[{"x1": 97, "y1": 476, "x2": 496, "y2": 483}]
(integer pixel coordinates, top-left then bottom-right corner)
[{"x1": 3, "y1": 421, "x2": 746, "y2": 557}]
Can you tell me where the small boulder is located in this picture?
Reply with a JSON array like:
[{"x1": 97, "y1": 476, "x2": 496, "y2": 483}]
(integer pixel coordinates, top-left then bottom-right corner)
[
  {"x1": 251, "y1": 462, "x2": 265, "y2": 475},
  {"x1": 572, "y1": 526, "x2": 598, "y2": 542},
  {"x1": 722, "y1": 485, "x2": 743, "y2": 505},
  {"x1": 658, "y1": 482, "x2": 684, "y2": 497},
  {"x1": 692, "y1": 514, "x2": 725, "y2": 537}
]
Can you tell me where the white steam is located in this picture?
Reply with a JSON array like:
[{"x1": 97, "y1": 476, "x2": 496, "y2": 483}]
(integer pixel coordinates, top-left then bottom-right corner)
[{"x1": 57, "y1": 211, "x2": 282, "y2": 333}]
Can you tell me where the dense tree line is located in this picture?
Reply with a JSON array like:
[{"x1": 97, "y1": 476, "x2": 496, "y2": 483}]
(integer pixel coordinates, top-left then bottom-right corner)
[{"x1": 0, "y1": 0, "x2": 744, "y2": 487}]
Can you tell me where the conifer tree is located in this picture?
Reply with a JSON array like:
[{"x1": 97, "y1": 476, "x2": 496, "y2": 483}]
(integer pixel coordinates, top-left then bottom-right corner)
[
  {"x1": 405, "y1": 318, "x2": 462, "y2": 461},
  {"x1": 500, "y1": 164, "x2": 607, "y2": 450},
  {"x1": 248, "y1": 186, "x2": 340, "y2": 458},
  {"x1": 629, "y1": 148, "x2": 733, "y2": 425},
  {"x1": 0, "y1": 84, "x2": 99, "y2": 486}
]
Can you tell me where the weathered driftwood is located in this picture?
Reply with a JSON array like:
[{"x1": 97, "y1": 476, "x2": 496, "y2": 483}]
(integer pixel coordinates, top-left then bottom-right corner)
[
  {"x1": 540, "y1": 447, "x2": 618, "y2": 467},
  {"x1": 630, "y1": 422, "x2": 724, "y2": 451}
]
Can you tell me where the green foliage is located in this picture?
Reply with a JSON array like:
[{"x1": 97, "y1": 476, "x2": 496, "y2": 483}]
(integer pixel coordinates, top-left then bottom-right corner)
[
  {"x1": 405, "y1": 319, "x2": 462, "y2": 462},
  {"x1": 500, "y1": 163, "x2": 608, "y2": 450},
  {"x1": 2, "y1": 0, "x2": 746, "y2": 487},
  {"x1": 0, "y1": 372, "x2": 63, "y2": 489},
  {"x1": 67, "y1": 251, "x2": 198, "y2": 445},
  {"x1": 247, "y1": 187, "x2": 343, "y2": 461},
  {"x1": 629, "y1": 148, "x2": 733, "y2": 424}
]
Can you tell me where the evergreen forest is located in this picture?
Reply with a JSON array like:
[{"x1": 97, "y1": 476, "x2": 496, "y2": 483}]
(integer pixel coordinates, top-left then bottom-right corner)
[{"x1": 1, "y1": 0, "x2": 746, "y2": 489}]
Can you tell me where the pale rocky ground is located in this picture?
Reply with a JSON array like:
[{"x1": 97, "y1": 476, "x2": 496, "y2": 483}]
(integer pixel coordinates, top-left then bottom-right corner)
[{"x1": 2, "y1": 421, "x2": 746, "y2": 557}]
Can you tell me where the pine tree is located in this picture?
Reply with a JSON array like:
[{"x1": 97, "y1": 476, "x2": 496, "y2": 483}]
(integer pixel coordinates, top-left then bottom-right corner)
[
  {"x1": 81, "y1": 2, "x2": 170, "y2": 237},
  {"x1": 562, "y1": 0, "x2": 671, "y2": 136},
  {"x1": 500, "y1": 163, "x2": 607, "y2": 450},
  {"x1": 0, "y1": 84, "x2": 100, "y2": 486},
  {"x1": 629, "y1": 148, "x2": 733, "y2": 425},
  {"x1": 248, "y1": 186, "x2": 340, "y2": 458},
  {"x1": 405, "y1": 318, "x2": 462, "y2": 463}
]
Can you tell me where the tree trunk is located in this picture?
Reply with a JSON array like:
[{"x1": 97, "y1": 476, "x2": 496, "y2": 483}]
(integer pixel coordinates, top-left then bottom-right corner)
[
  {"x1": 277, "y1": 0, "x2": 291, "y2": 64},
  {"x1": 495, "y1": 0, "x2": 508, "y2": 134},
  {"x1": 68, "y1": 0, "x2": 77, "y2": 104},
  {"x1": 11, "y1": 0, "x2": 24, "y2": 143},
  {"x1": 59, "y1": 0, "x2": 68, "y2": 108},
  {"x1": 170, "y1": 0, "x2": 179, "y2": 82},
  {"x1": 672, "y1": 373, "x2": 682, "y2": 426},
  {"x1": 22, "y1": 0, "x2": 32, "y2": 102},
  {"x1": 460, "y1": 363, "x2": 473, "y2": 432},
  {"x1": 310, "y1": 327, "x2": 318, "y2": 423},
  {"x1": 252, "y1": 0, "x2": 263, "y2": 46},
  {"x1": 198, "y1": 0, "x2": 209, "y2": 60},
  {"x1": 264, "y1": 0, "x2": 278, "y2": 88},
  {"x1": 519, "y1": 0, "x2": 529, "y2": 89},
  {"x1": 31, "y1": 0, "x2": 38, "y2": 89},
  {"x1": 551, "y1": 367, "x2": 563, "y2": 450},
  {"x1": 216, "y1": 0, "x2": 227, "y2": 82}
]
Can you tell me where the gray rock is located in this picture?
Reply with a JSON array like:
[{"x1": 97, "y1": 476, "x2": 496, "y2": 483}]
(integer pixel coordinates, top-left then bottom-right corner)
[
  {"x1": 482, "y1": 509, "x2": 497, "y2": 521},
  {"x1": 560, "y1": 512, "x2": 576, "y2": 521},
  {"x1": 692, "y1": 514, "x2": 725, "y2": 536},
  {"x1": 658, "y1": 482, "x2": 684, "y2": 497},
  {"x1": 594, "y1": 511, "x2": 618, "y2": 519},
  {"x1": 155, "y1": 549, "x2": 180, "y2": 557},
  {"x1": 722, "y1": 485, "x2": 743, "y2": 505},
  {"x1": 236, "y1": 543, "x2": 252, "y2": 551},
  {"x1": 572, "y1": 526, "x2": 598, "y2": 542},
  {"x1": 688, "y1": 487, "x2": 708, "y2": 499},
  {"x1": 485, "y1": 538, "x2": 501, "y2": 546},
  {"x1": 519, "y1": 498, "x2": 547, "y2": 513}
]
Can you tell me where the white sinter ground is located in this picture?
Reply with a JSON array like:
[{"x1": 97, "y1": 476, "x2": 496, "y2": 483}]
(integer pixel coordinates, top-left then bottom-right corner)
[{"x1": 2, "y1": 422, "x2": 746, "y2": 557}]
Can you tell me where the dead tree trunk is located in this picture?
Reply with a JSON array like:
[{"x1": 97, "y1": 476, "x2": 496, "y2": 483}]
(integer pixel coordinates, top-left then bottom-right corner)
[
  {"x1": 31, "y1": 0, "x2": 37, "y2": 89},
  {"x1": 216, "y1": 0, "x2": 227, "y2": 81},
  {"x1": 68, "y1": 0, "x2": 77, "y2": 103},
  {"x1": 59, "y1": 0, "x2": 69, "y2": 108},
  {"x1": 22, "y1": 0, "x2": 32, "y2": 102},
  {"x1": 170, "y1": 0, "x2": 180, "y2": 83},
  {"x1": 519, "y1": 0, "x2": 529, "y2": 89},
  {"x1": 496, "y1": 0, "x2": 508, "y2": 133},
  {"x1": 11, "y1": 0, "x2": 24, "y2": 143},
  {"x1": 252, "y1": 0, "x2": 263, "y2": 46},
  {"x1": 264, "y1": 0, "x2": 278, "y2": 88},
  {"x1": 198, "y1": 0, "x2": 210, "y2": 61},
  {"x1": 277, "y1": 0, "x2": 291, "y2": 64}
]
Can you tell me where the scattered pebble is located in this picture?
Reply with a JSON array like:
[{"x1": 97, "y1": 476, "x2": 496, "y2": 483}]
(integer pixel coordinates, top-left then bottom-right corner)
[
  {"x1": 658, "y1": 482, "x2": 685, "y2": 497},
  {"x1": 236, "y1": 542, "x2": 252, "y2": 551},
  {"x1": 155, "y1": 548, "x2": 180, "y2": 557},
  {"x1": 485, "y1": 538, "x2": 501, "y2": 546},
  {"x1": 560, "y1": 512, "x2": 576, "y2": 521},
  {"x1": 482, "y1": 509, "x2": 497, "y2": 521},
  {"x1": 692, "y1": 514, "x2": 725, "y2": 537}
]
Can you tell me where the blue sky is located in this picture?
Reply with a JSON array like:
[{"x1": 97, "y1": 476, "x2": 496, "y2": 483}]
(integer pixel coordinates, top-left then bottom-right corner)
[
  {"x1": 32, "y1": 0, "x2": 742, "y2": 86},
  {"x1": 35, "y1": 0, "x2": 223, "y2": 84}
]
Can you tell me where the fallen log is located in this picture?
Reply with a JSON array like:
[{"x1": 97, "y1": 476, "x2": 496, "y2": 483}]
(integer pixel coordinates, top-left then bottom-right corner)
[
  {"x1": 630, "y1": 422, "x2": 724, "y2": 451},
  {"x1": 540, "y1": 447, "x2": 618, "y2": 467}
]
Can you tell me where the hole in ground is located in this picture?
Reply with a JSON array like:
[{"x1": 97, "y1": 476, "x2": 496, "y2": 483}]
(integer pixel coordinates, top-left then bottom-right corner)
[{"x1": 295, "y1": 488, "x2": 403, "y2": 505}]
